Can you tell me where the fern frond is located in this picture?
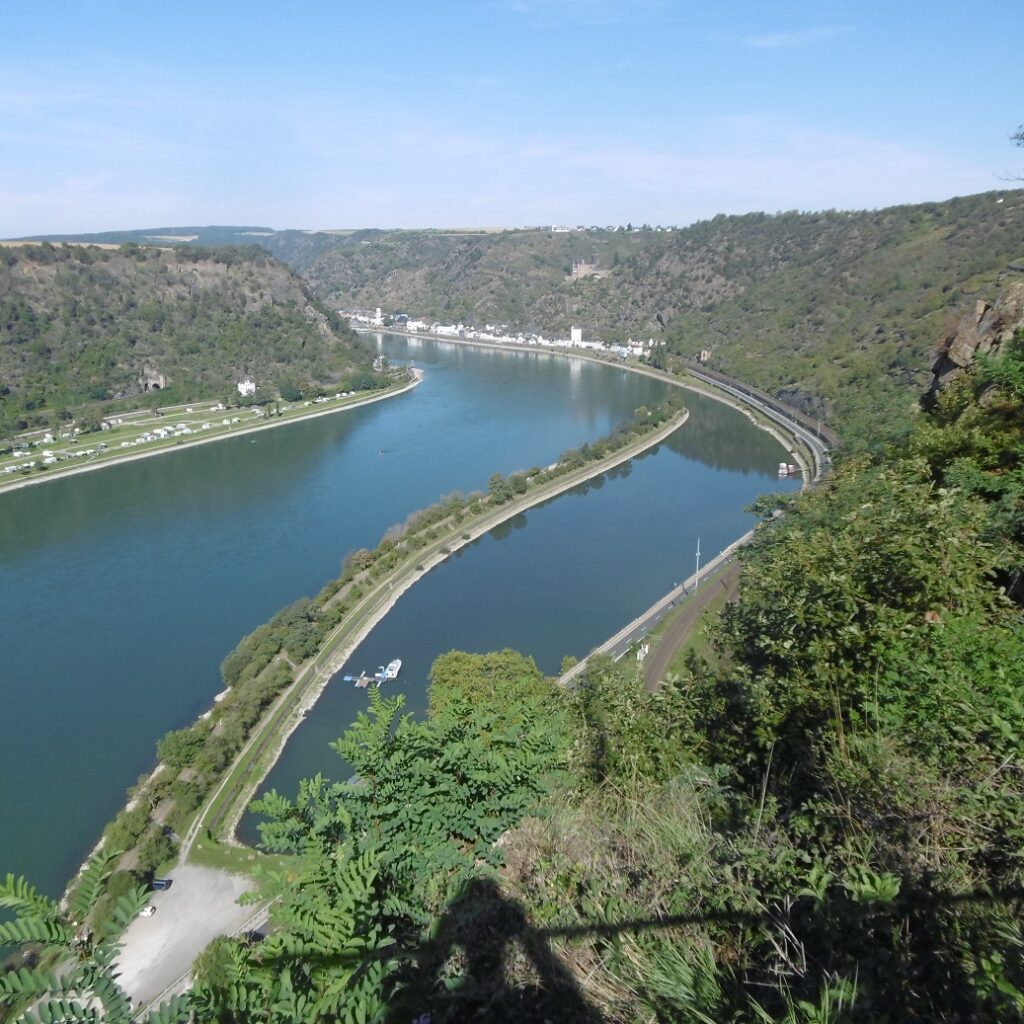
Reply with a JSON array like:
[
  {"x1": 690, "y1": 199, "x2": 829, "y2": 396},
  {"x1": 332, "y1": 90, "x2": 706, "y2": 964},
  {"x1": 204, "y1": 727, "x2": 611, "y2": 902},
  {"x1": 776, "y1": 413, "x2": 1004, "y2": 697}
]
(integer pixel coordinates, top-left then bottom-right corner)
[
  {"x1": 0, "y1": 874, "x2": 61, "y2": 922},
  {"x1": 142, "y1": 993, "x2": 192, "y2": 1024},
  {"x1": 0, "y1": 967, "x2": 60, "y2": 998},
  {"x1": 0, "y1": 917, "x2": 72, "y2": 946},
  {"x1": 16, "y1": 998, "x2": 103, "y2": 1024},
  {"x1": 98, "y1": 886, "x2": 150, "y2": 939},
  {"x1": 68, "y1": 849, "x2": 120, "y2": 923}
]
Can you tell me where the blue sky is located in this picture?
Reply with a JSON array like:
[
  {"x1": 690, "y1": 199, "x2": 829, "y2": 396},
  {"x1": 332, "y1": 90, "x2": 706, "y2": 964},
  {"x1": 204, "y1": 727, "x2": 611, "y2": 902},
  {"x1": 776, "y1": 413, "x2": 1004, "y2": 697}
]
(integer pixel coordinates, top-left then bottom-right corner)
[{"x1": 2, "y1": 0, "x2": 1021, "y2": 234}]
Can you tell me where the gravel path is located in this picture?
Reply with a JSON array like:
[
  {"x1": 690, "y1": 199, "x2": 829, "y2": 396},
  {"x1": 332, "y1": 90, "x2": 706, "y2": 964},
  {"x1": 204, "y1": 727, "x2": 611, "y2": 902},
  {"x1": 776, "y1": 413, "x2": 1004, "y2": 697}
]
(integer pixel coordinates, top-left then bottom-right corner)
[
  {"x1": 115, "y1": 864, "x2": 256, "y2": 1008},
  {"x1": 642, "y1": 562, "x2": 740, "y2": 691}
]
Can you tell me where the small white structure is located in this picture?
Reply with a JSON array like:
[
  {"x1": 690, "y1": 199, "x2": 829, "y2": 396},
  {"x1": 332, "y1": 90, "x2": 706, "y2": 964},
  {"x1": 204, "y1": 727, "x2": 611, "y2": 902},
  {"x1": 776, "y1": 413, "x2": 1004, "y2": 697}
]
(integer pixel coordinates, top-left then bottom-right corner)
[
  {"x1": 570, "y1": 326, "x2": 582, "y2": 345},
  {"x1": 237, "y1": 378, "x2": 256, "y2": 397}
]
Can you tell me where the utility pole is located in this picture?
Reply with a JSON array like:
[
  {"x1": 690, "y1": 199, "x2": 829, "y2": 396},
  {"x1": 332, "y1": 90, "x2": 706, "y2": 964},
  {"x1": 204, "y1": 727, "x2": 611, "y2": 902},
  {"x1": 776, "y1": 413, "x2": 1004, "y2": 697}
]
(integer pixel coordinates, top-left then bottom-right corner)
[{"x1": 695, "y1": 536, "x2": 702, "y2": 591}]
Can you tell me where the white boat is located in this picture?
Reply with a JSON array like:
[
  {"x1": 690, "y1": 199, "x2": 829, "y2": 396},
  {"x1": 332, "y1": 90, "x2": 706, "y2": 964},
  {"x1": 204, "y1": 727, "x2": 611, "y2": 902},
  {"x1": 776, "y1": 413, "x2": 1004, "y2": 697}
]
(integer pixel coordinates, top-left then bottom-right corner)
[{"x1": 382, "y1": 658, "x2": 402, "y2": 680}]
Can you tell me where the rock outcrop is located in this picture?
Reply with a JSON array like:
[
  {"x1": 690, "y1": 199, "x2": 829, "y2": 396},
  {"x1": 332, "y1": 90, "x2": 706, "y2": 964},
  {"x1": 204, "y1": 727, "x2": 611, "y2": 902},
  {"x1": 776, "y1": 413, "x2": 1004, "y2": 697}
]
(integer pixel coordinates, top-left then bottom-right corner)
[{"x1": 925, "y1": 281, "x2": 1024, "y2": 401}]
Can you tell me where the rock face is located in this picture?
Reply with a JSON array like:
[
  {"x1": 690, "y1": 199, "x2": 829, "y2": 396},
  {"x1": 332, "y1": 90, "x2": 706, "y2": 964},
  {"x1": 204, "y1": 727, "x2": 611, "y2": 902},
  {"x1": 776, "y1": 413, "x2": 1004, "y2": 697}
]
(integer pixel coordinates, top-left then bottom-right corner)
[
  {"x1": 925, "y1": 281, "x2": 1024, "y2": 400},
  {"x1": 138, "y1": 367, "x2": 168, "y2": 392}
]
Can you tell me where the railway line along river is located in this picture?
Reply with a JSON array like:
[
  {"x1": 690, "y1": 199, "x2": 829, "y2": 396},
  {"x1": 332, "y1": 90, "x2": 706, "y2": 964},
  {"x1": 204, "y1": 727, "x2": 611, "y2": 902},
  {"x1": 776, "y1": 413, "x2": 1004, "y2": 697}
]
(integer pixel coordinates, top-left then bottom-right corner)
[{"x1": 0, "y1": 334, "x2": 800, "y2": 895}]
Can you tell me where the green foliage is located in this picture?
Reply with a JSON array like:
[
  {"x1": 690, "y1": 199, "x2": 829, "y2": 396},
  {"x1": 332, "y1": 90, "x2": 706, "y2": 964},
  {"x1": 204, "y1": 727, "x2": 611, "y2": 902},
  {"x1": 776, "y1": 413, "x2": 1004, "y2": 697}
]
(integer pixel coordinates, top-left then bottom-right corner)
[
  {"x1": 568, "y1": 655, "x2": 696, "y2": 785},
  {"x1": 0, "y1": 242, "x2": 369, "y2": 429},
  {"x1": 157, "y1": 726, "x2": 206, "y2": 770},
  {"x1": 475, "y1": 338, "x2": 1024, "y2": 1020},
  {"x1": 712, "y1": 456, "x2": 1018, "y2": 779},
  {"x1": 0, "y1": 852, "x2": 188, "y2": 1024},
  {"x1": 256, "y1": 686, "x2": 568, "y2": 914},
  {"x1": 426, "y1": 648, "x2": 549, "y2": 718},
  {"x1": 295, "y1": 193, "x2": 1024, "y2": 440},
  {"x1": 196, "y1": 848, "x2": 394, "y2": 1024}
]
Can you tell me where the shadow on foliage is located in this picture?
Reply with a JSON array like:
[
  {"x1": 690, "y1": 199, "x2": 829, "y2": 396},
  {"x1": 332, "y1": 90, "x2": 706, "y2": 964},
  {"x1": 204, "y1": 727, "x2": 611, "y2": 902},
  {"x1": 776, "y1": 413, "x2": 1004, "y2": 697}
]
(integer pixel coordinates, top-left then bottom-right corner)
[
  {"x1": 387, "y1": 880, "x2": 1024, "y2": 1023},
  {"x1": 388, "y1": 877, "x2": 603, "y2": 1023}
]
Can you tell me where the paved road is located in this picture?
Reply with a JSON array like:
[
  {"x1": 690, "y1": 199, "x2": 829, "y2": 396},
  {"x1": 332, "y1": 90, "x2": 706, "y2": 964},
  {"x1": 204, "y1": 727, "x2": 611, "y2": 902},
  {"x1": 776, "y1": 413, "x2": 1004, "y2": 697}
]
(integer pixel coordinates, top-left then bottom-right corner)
[
  {"x1": 684, "y1": 365, "x2": 831, "y2": 481},
  {"x1": 116, "y1": 864, "x2": 256, "y2": 1009},
  {"x1": 642, "y1": 562, "x2": 740, "y2": 691},
  {"x1": 559, "y1": 528, "x2": 754, "y2": 688}
]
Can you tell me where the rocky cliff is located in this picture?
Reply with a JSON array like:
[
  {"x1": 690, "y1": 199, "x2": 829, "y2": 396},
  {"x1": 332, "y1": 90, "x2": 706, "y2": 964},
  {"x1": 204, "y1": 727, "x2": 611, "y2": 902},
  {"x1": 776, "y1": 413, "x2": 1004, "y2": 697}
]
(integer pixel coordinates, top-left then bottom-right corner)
[{"x1": 926, "y1": 278, "x2": 1024, "y2": 399}]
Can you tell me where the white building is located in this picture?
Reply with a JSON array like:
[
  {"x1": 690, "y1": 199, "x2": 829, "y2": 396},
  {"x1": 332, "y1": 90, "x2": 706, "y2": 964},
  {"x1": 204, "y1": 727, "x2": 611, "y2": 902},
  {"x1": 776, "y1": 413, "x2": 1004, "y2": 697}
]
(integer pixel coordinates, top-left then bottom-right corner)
[
  {"x1": 237, "y1": 378, "x2": 256, "y2": 397},
  {"x1": 570, "y1": 326, "x2": 582, "y2": 345}
]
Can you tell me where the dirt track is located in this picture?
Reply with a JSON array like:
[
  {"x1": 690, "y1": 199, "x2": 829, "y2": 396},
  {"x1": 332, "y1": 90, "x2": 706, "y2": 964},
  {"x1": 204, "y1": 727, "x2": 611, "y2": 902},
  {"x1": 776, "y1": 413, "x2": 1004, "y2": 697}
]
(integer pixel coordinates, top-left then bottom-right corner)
[{"x1": 643, "y1": 562, "x2": 740, "y2": 691}]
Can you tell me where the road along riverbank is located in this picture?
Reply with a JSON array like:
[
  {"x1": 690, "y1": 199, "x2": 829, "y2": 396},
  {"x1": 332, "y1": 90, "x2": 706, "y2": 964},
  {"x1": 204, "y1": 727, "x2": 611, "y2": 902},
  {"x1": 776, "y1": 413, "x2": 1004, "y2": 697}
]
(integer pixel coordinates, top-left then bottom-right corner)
[
  {"x1": 189, "y1": 406, "x2": 691, "y2": 854},
  {"x1": 358, "y1": 327, "x2": 828, "y2": 481},
  {"x1": 0, "y1": 371, "x2": 421, "y2": 496}
]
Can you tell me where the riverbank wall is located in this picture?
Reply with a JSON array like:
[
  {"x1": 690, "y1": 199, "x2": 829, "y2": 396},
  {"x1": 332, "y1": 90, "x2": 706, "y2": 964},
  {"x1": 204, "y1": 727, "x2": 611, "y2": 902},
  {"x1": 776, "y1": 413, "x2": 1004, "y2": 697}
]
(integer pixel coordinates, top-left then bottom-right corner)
[
  {"x1": 0, "y1": 372, "x2": 421, "y2": 497},
  {"x1": 212, "y1": 406, "x2": 691, "y2": 846},
  {"x1": 356, "y1": 327, "x2": 831, "y2": 480}
]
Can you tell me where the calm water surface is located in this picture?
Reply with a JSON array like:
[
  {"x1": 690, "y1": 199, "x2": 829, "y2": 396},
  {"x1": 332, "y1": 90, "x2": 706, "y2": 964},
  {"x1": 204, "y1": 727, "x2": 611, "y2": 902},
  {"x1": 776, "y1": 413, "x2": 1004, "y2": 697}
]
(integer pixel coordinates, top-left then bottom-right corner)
[
  {"x1": 244, "y1": 343, "x2": 802, "y2": 841},
  {"x1": 0, "y1": 336, "x2": 799, "y2": 892},
  {"x1": 0, "y1": 337, "x2": 676, "y2": 894}
]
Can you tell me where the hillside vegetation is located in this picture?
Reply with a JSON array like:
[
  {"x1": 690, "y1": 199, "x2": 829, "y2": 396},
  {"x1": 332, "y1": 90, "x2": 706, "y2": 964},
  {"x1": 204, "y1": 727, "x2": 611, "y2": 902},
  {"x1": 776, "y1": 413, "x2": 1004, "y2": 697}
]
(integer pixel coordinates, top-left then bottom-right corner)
[
  {"x1": 0, "y1": 243, "x2": 373, "y2": 435},
  {"x1": 299, "y1": 192, "x2": 1023, "y2": 439},
  {"x1": 180, "y1": 326, "x2": 1022, "y2": 1022},
  {"x1": 29, "y1": 193, "x2": 1024, "y2": 440},
  {"x1": 13, "y1": 226, "x2": 373, "y2": 275}
]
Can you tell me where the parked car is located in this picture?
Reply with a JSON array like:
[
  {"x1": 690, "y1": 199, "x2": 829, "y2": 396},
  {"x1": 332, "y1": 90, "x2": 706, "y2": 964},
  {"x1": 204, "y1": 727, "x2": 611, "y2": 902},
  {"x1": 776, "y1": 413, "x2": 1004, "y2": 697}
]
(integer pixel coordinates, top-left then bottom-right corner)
[{"x1": 151, "y1": 878, "x2": 173, "y2": 891}]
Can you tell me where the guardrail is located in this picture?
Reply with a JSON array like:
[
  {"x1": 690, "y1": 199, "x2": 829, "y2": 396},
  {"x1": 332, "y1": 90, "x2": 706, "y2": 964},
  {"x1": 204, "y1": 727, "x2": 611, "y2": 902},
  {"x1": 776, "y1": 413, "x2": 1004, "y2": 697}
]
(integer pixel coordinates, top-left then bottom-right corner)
[
  {"x1": 681, "y1": 359, "x2": 840, "y2": 447},
  {"x1": 559, "y1": 364, "x2": 834, "y2": 687},
  {"x1": 132, "y1": 899, "x2": 276, "y2": 1019},
  {"x1": 558, "y1": 527, "x2": 755, "y2": 687},
  {"x1": 682, "y1": 363, "x2": 832, "y2": 482}
]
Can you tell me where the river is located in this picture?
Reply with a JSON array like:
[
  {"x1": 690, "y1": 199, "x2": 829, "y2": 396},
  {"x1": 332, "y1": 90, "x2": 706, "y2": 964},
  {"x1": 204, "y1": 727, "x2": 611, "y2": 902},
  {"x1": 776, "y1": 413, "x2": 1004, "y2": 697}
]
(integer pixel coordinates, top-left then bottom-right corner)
[{"x1": 0, "y1": 334, "x2": 799, "y2": 895}]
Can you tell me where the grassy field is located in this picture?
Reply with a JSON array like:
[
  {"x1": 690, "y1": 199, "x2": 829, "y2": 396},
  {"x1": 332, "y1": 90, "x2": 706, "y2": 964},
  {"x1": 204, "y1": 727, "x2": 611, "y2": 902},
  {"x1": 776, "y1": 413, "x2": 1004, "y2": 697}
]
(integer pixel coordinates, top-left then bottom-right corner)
[
  {"x1": 0, "y1": 379, "x2": 414, "y2": 493},
  {"x1": 645, "y1": 559, "x2": 735, "y2": 673},
  {"x1": 189, "y1": 837, "x2": 298, "y2": 878}
]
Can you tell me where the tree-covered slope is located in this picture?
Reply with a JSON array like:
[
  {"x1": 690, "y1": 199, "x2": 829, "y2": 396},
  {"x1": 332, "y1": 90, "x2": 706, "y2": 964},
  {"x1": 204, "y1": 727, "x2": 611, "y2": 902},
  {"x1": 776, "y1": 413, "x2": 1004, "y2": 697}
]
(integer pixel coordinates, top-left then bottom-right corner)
[
  {"x1": 0, "y1": 243, "x2": 371, "y2": 432},
  {"x1": 659, "y1": 192, "x2": 1024, "y2": 437},
  {"x1": 298, "y1": 191, "x2": 1024, "y2": 439},
  {"x1": 28, "y1": 191, "x2": 1023, "y2": 440},
  {"x1": 4, "y1": 320, "x2": 1022, "y2": 1022},
  {"x1": 302, "y1": 228, "x2": 660, "y2": 327}
]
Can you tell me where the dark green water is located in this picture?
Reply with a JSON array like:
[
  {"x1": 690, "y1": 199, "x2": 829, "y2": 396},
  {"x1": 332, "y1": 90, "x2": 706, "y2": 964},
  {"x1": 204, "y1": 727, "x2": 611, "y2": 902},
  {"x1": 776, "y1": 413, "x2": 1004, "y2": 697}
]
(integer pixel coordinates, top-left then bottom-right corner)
[{"x1": 0, "y1": 335, "x2": 798, "y2": 894}]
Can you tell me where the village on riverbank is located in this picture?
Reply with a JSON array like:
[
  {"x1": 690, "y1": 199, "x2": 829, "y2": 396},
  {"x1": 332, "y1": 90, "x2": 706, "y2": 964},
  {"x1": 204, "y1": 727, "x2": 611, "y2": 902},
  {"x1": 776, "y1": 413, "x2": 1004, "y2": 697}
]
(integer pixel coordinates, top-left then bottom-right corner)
[{"x1": 344, "y1": 306, "x2": 659, "y2": 361}]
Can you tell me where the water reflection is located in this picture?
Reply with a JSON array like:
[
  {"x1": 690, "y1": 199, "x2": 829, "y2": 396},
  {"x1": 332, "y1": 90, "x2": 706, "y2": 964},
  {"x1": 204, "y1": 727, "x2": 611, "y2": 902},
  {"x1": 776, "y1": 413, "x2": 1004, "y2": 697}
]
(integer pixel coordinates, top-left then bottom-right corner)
[
  {"x1": 0, "y1": 409, "x2": 363, "y2": 560},
  {"x1": 666, "y1": 389, "x2": 795, "y2": 474}
]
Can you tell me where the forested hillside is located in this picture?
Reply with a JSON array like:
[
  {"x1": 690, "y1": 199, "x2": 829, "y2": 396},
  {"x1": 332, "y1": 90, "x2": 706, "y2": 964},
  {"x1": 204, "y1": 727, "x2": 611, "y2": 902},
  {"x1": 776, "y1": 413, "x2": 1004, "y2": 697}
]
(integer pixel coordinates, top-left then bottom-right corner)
[
  {"x1": 27, "y1": 192, "x2": 1024, "y2": 440},
  {"x1": 14, "y1": 226, "x2": 371, "y2": 276},
  {"x1": 302, "y1": 228, "x2": 659, "y2": 325},
  {"x1": 297, "y1": 192, "x2": 1024, "y2": 440},
  {"x1": 0, "y1": 243, "x2": 373, "y2": 434},
  {"x1": 7, "y1": 315, "x2": 1019, "y2": 1021}
]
